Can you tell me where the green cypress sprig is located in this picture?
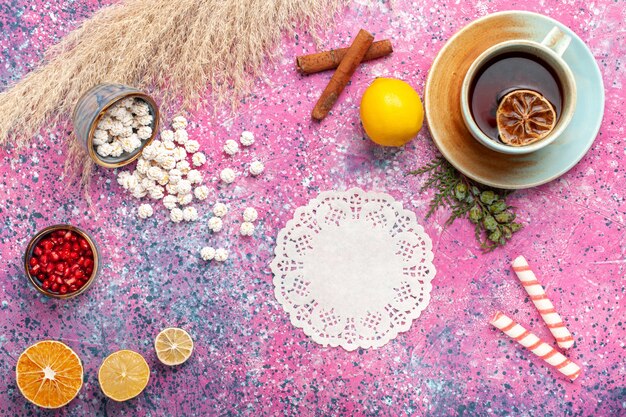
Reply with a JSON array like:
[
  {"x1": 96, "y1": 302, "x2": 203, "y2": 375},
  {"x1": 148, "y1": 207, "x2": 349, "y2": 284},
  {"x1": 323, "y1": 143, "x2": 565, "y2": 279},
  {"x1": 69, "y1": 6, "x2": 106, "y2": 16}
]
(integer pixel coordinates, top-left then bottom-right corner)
[{"x1": 408, "y1": 156, "x2": 522, "y2": 251}]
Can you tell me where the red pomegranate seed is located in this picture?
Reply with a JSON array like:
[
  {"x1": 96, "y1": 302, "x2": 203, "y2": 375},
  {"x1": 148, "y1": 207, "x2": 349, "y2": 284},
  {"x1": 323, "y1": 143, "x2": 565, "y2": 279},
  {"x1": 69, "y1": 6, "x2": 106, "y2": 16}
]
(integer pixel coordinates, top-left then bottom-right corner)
[
  {"x1": 33, "y1": 246, "x2": 43, "y2": 256},
  {"x1": 56, "y1": 263, "x2": 66, "y2": 273},
  {"x1": 69, "y1": 284, "x2": 77, "y2": 292},
  {"x1": 71, "y1": 243, "x2": 79, "y2": 252},
  {"x1": 66, "y1": 278, "x2": 77, "y2": 285},
  {"x1": 74, "y1": 270, "x2": 85, "y2": 280},
  {"x1": 69, "y1": 251, "x2": 79, "y2": 260},
  {"x1": 64, "y1": 231, "x2": 72, "y2": 240},
  {"x1": 42, "y1": 280, "x2": 51, "y2": 290},
  {"x1": 61, "y1": 250, "x2": 71, "y2": 260},
  {"x1": 42, "y1": 240, "x2": 53, "y2": 251},
  {"x1": 49, "y1": 251, "x2": 60, "y2": 262},
  {"x1": 79, "y1": 238, "x2": 89, "y2": 250},
  {"x1": 50, "y1": 282, "x2": 59, "y2": 292},
  {"x1": 59, "y1": 285, "x2": 68, "y2": 294},
  {"x1": 45, "y1": 264, "x2": 55, "y2": 274},
  {"x1": 30, "y1": 263, "x2": 41, "y2": 274},
  {"x1": 85, "y1": 266, "x2": 93, "y2": 275},
  {"x1": 36, "y1": 273, "x2": 46, "y2": 282}
]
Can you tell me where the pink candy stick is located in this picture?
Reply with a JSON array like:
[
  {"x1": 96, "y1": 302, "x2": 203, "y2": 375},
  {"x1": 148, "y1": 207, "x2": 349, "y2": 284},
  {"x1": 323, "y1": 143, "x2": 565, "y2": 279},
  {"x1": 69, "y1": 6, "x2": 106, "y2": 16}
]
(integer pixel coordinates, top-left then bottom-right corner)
[
  {"x1": 511, "y1": 255, "x2": 574, "y2": 350},
  {"x1": 490, "y1": 311, "x2": 582, "y2": 381}
]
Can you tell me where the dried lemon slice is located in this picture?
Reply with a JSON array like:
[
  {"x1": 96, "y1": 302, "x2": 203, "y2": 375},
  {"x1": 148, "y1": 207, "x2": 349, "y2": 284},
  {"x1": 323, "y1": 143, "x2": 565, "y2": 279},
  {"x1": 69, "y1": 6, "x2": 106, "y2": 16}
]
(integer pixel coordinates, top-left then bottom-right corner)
[
  {"x1": 16, "y1": 340, "x2": 83, "y2": 409},
  {"x1": 496, "y1": 89, "x2": 557, "y2": 146},
  {"x1": 98, "y1": 350, "x2": 150, "y2": 402},
  {"x1": 154, "y1": 327, "x2": 194, "y2": 366}
]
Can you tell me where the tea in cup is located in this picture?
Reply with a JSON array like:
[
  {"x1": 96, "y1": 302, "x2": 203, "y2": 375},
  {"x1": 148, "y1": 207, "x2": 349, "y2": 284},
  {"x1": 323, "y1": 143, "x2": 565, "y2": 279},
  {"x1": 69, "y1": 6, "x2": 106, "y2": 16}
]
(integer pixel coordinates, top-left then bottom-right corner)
[{"x1": 461, "y1": 26, "x2": 577, "y2": 154}]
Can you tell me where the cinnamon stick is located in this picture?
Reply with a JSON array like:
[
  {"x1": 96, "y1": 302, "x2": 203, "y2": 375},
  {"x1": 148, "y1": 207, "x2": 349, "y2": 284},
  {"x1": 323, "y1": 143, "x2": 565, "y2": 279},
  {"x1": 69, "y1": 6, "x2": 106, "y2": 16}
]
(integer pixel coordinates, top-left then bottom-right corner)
[
  {"x1": 311, "y1": 29, "x2": 374, "y2": 121},
  {"x1": 297, "y1": 40, "x2": 393, "y2": 74}
]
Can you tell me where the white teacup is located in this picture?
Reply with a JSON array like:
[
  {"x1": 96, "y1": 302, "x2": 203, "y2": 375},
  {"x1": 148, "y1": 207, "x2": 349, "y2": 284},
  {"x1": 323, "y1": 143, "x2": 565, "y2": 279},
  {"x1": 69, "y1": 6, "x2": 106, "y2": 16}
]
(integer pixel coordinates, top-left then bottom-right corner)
[{"x1": 460, "y1": 26, "x2": 577, "y2": 155}]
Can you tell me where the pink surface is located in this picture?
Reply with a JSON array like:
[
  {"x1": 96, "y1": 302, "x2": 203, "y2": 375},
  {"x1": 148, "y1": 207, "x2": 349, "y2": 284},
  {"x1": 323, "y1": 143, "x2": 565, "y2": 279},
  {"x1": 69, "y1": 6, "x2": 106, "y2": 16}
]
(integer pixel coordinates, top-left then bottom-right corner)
[{"x1": 0, "y1": 0, "x2": 624, "y2": 416}]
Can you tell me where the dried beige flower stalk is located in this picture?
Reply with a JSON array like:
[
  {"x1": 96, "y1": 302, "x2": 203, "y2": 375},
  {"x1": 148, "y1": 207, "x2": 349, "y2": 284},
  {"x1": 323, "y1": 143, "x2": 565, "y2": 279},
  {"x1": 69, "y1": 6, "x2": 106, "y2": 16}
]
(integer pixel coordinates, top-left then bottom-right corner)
[{"x1": 0, "y1": 0, "x2": 345, "y2": 181}]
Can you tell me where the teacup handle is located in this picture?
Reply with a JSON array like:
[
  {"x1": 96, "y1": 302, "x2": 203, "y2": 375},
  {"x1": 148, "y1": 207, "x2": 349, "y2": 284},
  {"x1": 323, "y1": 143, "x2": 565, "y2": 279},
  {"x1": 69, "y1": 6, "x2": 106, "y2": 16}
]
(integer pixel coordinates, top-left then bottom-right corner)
[{"x1": 541, "y1": 26, "x2": 571, "y2": 57}]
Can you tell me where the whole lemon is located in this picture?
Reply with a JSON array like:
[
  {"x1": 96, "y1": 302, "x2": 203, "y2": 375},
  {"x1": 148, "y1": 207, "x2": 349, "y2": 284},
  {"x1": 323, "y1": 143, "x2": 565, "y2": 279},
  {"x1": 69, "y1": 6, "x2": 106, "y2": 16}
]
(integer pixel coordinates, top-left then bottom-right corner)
[{"x1": 360, "y1": 78, "x2": 424, "y2": 147}]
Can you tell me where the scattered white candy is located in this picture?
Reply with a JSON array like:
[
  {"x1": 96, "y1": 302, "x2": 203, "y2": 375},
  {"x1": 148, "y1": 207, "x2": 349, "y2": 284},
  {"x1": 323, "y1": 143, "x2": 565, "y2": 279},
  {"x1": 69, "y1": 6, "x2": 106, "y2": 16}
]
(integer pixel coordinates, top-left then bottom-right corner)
[
  {"x1": 208, "y1": 217, "x2": 223, "y2": 232},
  {"x1": 137, "y1": 204, "x2": 154, "y2": 219},
  {"x1": 174, "y1": 129, "x2": 188, "y2": 145},
  {"x1": 168, "y1": 169, "x2": 182, "y2": 184},
  {"x1": 192, "y1": 152, "x2": 206, "y2": 167},
  {"x1": 163, "y1": 140, "x2": 176, "y2": 151},
  {"x1": 176, "y1": 179, "x2": 192, "y2": 195},
  {"x1": 141, "y1": 144, "x2": 159, "y2": 160},
  {"x1": 157, "y1": 173, "x2": 170, "y2": 186},
  {"x1": 172, "y1": 115, "x2": 188, "y2": 130},
  {"x1": 187, "y1": 169, "x2": 203, "y2": 185},
  {"x1": 149, "y1": 186, "x2": 165, "y2": 200},
  {"x1": 147, "y1": 166, "x2": 165, "y2": 182},
  {"x1": 176, "y1": 160, "x2": 191, "y2": 174},
  {"x1": 170, "y1": 208, "x2": 184, "y2": 223},
  {"x1": 114, "y1": 114, "x2": 210, "y2": 223},
  {"x1": 223, "y1": 139, "x2": 239, "y2": 156},
  {"x1": 214, "y1": 248, "x2": 229, "y2": 262},
  {"x1": 240, "y1": 222, "x2": 255, "y2": 236},
  {"x1": 185, "y1": 140, "x2": 200, "y2": 154},
  {"x1": 243, "y1": 207, "x2": 258, "y2": 222},
  {"x1": 117, "y1": 172, "x2": 138, "y2": 190},
  {"x1": 141, "y1": 178, "x2": 157, "y2": 191},
  {"x1": 166, "y1": 183, "x2": 179, "y2": 195},
  {"x1": 249, "y1": 160, "x2": 265, "y2": 176},
  {"x1": 213, "y1": 202, "x2": 228, "y2": 217},
  {"x1": 194, "y1": 185, "x2": 209, "y2": 201},
  {"x1": 183, "y1": 206, "x2": 198, "y2": 222},
  {"x1": 200, "y1": 246, "x2": 216, "y2": 261},
  {"x1": 240, "y1": 131, "x2": 255, "y2": 146},
  {"x1": 161, "y1": 130, "x2": 174, "y2": 143},
  {"x1": 159, "y1": 155, "x2": 177, "y2": 171},
  {"x1": 131, "y1": 185, "x2": 147, "y2": 199},
  {"x1": 220, "y1": 168, "x2": 236, "y2": 184},
  {"x1": 173, "y1": 147, "x2": 187, "y2": 161},
  {"x1": 163, "y1": 195, "x2": 178, "y2": 210},
  {"x1": 178, "y1": 193, "x2": 193, "y2": 206}
]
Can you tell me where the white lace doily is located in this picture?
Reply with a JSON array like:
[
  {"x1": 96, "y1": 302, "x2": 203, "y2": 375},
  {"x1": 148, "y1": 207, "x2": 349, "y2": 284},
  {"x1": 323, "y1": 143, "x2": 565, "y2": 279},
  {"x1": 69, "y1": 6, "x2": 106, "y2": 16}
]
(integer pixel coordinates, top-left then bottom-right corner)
[{"x1": 271, "y1": 188, "x2": 436, "y2": 351}]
